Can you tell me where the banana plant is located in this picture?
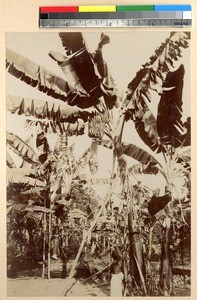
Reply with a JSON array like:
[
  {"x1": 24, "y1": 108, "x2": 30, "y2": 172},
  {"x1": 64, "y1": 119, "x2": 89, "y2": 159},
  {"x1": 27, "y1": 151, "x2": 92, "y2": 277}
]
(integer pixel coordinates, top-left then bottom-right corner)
[
  {"x1": 6, "y1": 31, "x2": 190, "y2": 294},
  {"x1": 6, "y1": 128, "x2": 112, "y2": 277}
]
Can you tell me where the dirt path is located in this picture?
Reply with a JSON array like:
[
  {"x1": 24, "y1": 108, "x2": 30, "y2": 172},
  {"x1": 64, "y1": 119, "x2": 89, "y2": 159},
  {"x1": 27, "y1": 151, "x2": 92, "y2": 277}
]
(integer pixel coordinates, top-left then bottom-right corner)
[{"x1": 7, "y1": 277, "x2": 109, "y2": 297}]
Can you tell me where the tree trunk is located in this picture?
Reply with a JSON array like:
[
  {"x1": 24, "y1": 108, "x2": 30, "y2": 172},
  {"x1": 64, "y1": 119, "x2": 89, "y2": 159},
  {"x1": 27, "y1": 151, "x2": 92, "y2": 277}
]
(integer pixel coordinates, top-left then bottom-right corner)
[{"x1": 159, "y1": 216, "x2": 173, "y2": 296}]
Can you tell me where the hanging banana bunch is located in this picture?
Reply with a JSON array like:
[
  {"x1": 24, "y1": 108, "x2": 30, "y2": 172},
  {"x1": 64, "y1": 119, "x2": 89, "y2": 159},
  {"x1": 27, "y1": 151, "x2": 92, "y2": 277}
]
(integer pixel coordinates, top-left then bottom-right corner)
[{"x1": 88, "y1": 111, "x2": 109, "y2": 141}]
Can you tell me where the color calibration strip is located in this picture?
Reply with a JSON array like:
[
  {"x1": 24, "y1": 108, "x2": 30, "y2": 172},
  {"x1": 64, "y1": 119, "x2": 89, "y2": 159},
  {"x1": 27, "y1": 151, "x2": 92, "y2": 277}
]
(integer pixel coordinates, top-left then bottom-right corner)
[{"x1": 39, "y1": 5, "x2": 192, "y2": 28}]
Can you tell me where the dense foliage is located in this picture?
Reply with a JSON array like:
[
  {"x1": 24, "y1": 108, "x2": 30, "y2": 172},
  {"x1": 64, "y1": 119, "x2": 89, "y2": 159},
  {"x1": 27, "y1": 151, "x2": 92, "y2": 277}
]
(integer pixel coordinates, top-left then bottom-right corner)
[{"x1": 6, "y1": 32, "x2": 191, "y2": 296}]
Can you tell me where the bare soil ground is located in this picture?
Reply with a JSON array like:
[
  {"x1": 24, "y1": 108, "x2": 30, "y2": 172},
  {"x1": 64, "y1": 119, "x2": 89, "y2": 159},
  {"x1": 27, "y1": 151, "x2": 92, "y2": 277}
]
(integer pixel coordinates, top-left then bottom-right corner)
[
  {"x1": 7, "y1": 259, "x2": 190, "y2": 297},
  {"x1": 7, "y1": 259, "x2": 110, "y2": 297},
  {"x1": 7, "y1": 277, "x2": 109, "y2": 297}
]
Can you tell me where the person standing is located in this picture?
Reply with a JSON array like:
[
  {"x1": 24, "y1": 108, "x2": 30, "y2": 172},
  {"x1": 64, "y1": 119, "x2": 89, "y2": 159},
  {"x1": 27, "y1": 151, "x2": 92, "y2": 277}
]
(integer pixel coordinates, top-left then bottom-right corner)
[{"x1": 110, "y1": 252, "x2": 124, "y2": 296}]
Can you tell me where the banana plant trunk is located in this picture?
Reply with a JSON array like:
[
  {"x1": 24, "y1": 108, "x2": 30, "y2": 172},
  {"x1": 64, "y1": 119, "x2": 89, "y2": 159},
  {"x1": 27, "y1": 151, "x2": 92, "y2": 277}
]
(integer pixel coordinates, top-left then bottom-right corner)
[
  {"x1": 42, "y1": 207, "x2": 47, "y2": 279},
  {"x1": 47, "y1": 212, "x2": 52, "y2": 279},
  {"x1": 159, "y1": 216, "x2": 173, "y2": 296},
  {"x1": 128, "y1": 213, "x2": 146, "y2": 291},
  {"x1": 60, "y1": 176, "x2": 118, "y2": 296},
  {"x1": 127, "y1": 190, "x2": 146, "y2": 294}
]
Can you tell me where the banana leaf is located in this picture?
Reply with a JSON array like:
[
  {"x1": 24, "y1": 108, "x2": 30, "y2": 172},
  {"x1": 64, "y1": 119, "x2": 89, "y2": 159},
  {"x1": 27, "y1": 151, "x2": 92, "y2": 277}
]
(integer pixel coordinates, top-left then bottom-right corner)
[
  {"x1": 58, "y1": 32, "x2": 117, "y2": 109},
  {"x1": 7, "y1": 132, "x2": 39, "y2": 164},
  {"x1": 21, "y1": 186, "x2": 48, "y2": 194},
  {"x1": 129, "y1": 161, "x2": 159, "y2": 175},
  {"x1": 121, "y1": 142, "x2": 159, "y2": 164},
  {"x1": 175, "y1": 147, "x2": 191, "y2": 171},
  {"x1": 49, "y1": 48, "x2": 103, "y2": 105},
  {"x1": 36, "y1": 131, "x2": 50, "y2": 163},
  {"x1": 59, "y1": 32, "x2": 85, "y2": 54},
  {"x1": 123, "y1": 32, "x2": 190, "y2": 153},
  {"x1": 10, "y1": 204, "x2": 54, "y2": 213},
  {"x1": 6, "y1": 48, "x2": 90, "y2": 106},
  {"x1": 7, "y1": 95, "x2": 84, "y2": 120},
  {"x1": 92, "y1": 33, "x2": 118, "y2": 109},
  {"x1": 157, "y1": 64, "x2": 188, "y2": 148},
  {"x1": 148, "y1": 193, "x2": 171, "y2": 216},
  {"x1": 6, "y1": 48, "x2": 69, "y2": 99},
  {"x1": 7, "y1": 168, "x2": 45, "y2": 186},
  {"x1": 6, "y1": 151, "x2": 16, "y2": 168},
  {"x1": 176, "y1": 148, "x2": 191, "y2": 163},
  {"x1": 80, "y1": 178, "x2": 113, "y2": 185},
  {"x1": 26, "y1": 118, "x2": 85, "y2": 136},
  {"x1": 49, "y1": 50, "x2": 89, "y2": 94}
]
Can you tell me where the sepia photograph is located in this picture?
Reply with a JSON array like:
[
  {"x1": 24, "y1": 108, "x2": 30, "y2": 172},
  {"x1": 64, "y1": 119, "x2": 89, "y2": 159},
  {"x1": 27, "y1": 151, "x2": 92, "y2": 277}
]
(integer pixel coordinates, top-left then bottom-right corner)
[{"x1": 6, "y1": 31, "x2": 191, "y2": 297}]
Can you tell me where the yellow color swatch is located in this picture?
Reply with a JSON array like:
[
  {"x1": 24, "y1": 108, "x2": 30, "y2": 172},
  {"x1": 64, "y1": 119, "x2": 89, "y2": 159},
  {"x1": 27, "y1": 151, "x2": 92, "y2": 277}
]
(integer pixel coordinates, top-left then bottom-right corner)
[{"x1": 78, "y1": 6, "x2": 116, "y2": 12}]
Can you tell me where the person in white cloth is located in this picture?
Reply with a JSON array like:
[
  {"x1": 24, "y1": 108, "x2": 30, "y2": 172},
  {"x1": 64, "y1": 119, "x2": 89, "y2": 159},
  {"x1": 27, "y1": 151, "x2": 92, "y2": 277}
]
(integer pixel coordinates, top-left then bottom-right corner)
[{"x1": 110, "y1": 251, "x2": 124, "y2": 296}]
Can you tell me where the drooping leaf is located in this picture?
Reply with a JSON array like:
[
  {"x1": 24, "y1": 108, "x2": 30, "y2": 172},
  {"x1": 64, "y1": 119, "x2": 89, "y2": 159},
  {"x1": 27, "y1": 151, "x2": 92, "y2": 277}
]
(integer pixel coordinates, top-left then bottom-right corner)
[
  {"x1": 49, "y1": 47, "x2": 103, "y2": 106},
  {"x1": 6, "y1": 48, "x2": 70, "y2": 100},
  {"x1": 79, "y1": 178, "x2": 113, "y2": 185},
  {"x1": 7, "y1": 168, "x2": 45, "y2": 186},
  {"x1": 120, "y1": 142, "x2": 159, "y2": 164},
  {"x1": 49, "y1": 50, "x2": 89, "y2": 95},
  {"x1": 126, "y1": 92, "x2": 162, "y2": 152},
  {"x1": 68, "y1": 208, "x2": 87, "y2": 219},
  {"x1": 129, "y1": 161, "x2": 159, "y2": 175},
  {"x1": 21, "y1": 186, "x2": 48, "y2": 194},
  {"x1": 6, "y1": 132, "x2": 39, "y2": 164},
  {"x1": 121, "y1": 32, "x2": 190, "y2": 153},
  {"x1": 92, "y1": 33, "x2": 118, "y2": 109},
  {"x1": 36, "y1": 131, "x2": 50, "y2": 163},
  {"x1": 175, "y1": 147, "x2": 191, "y2": 171},
  {"x1": 58, "y1": 32, "x2": 118, "y2": 109},
  {"x1": 59, "y1": 32, "x2": 85, "y2": 54},
  {"x1": 6, "y1": 151, "x2": 16, "y2": 168},
  {"x1": 10, "y1": 203, "x2": 54, "y2": 213},
  {"x1": 157, "y1": 64, "x2": 187, "y2": 148},
  {"x1": 7, "y1": 95, "x2": 89, "y2": 135},
  {"x1": 148, "y1": 193, "x2": 171, "y2": 216},
  {"x1": 6, "y1": 48, "x2": 92, "y2": 107},
  {"x1": 176, "y1": 148, "x2": 191, "y2": 163}
]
